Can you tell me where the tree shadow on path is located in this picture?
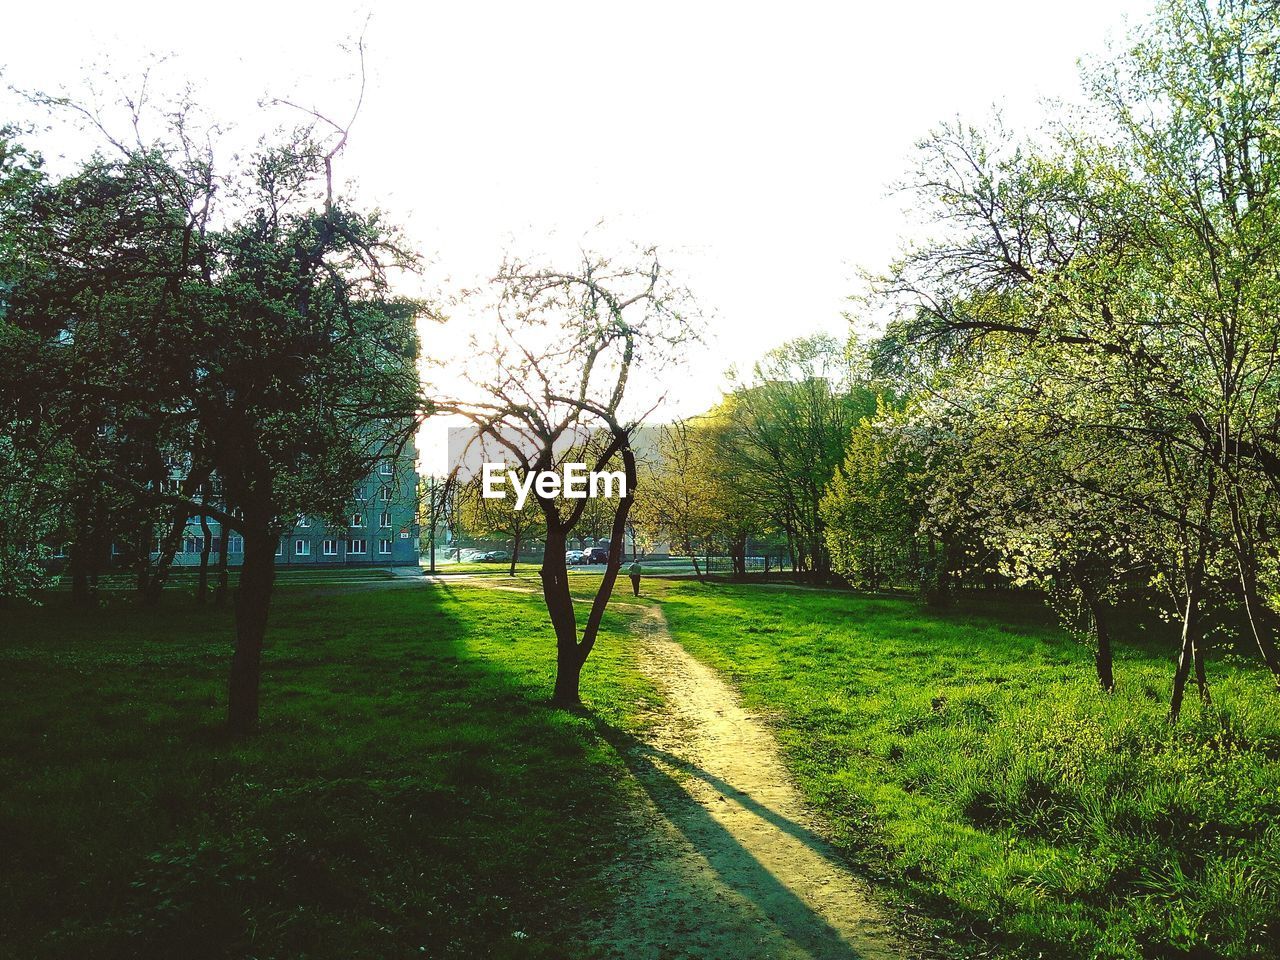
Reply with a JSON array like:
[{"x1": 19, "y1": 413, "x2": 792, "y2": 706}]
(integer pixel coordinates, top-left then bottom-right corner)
[{"x1": 585, "y1": 722, "x2": 908, "y2": 960}]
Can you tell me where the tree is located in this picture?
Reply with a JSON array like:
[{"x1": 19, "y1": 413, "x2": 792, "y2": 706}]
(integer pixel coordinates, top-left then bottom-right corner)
[
  {"x1": 443, "y1": 248, "x2": 700, "y2": 705},
  {"x1": 873, "y1": 0, "x2": 1280, "y2": 716},
  {"x1": 632, "y1": 421, "x2": 720, "y2": 580},
  {"x1": 457, "y1": 474, "x2": 545, "y2": 575},
  {"x1": 200, "y1": 145, "x2": 422, "y2": 734},
  {"x1": 716, "y1": 336, "x2": 879, "y2": 582},
  {"x1": 6, "y1": 81, "x2": 424, "y2": 733},
  {"x1": 0, "y1": 128, "x2": 66, "y2": 604},
  {"x1": 821, "y1": 403, "x2": 922, "y2": 592}
]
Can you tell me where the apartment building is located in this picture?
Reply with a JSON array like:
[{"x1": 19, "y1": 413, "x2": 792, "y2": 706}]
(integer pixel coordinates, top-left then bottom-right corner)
[{"x1": 147, "y1": 451, "x2": 420, "y2": 569}]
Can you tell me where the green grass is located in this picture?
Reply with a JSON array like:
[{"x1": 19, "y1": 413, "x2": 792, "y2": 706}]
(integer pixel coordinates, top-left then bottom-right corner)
[
  {"x1": 45, "y1": 565, "x2": 401, "y2": 590},
  {"x1": 645, "y1": 580, "x2": 1280, "y2": 960},
  {"x1": 0, "y1": 580, "x2": 658, "y2": 959},
  {"x1": 431, "y1": 560, "x2": 546, "y2": 575},
  {"x1": 9, "y1": 573, "x2": 1278, "y2": 959}
]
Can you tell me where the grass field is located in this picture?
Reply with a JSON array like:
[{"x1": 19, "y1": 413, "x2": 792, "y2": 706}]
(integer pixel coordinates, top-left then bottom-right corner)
[
  {"x1": 5, "y1": 573, "x2": 1278, "y2": 959},
  {"x1": 430, "y1": 560, "x2": 546, "y2": 575},
  {"x1": 642, "y1": 580, "x2": 1280, "y2": 959},
  {"x1": 0, "y1": 580, "x2": 657, "y2": 959},
  {"x1": 429, "y1": 556, "x2": 773, "y2": 578},
  {"x1": 44, "y1": 565, "x2": 401, "y2": 590}
]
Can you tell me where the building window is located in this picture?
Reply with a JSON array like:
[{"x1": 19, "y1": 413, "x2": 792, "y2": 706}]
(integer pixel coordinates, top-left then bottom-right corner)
[
  {"x1": 378, "y1": 461, "x2": 394, "y2": 476},
  {"x1": 351, "y1": 513, "x2": 364, "y2": 527},
  {"x1": 323, "y1": 539, "x2": 338, "y2": 556},
  {"x1": 380, "y1": 511, "x2": 392, "y2": 528},
  {"x1": 350, "y1": 538, "x2": 367, "y2": 555},
  {"x1": 379, "y1": 538, "x2": 392, "y2": 555},
  {"x1": 353, "y1": 485, "x2": 367, "y2": 500},
  {"x1": 298, "y1": 515, "x2": 311, "y2": 528},
  {"x1": 295, "y1": 539, "x2": 310, "y2": 556},
  {"x1": 276, "y1": 540, "x2": 284, "y2": 557},
  {"x1": 183, "y1": 536, "x2": 204, "y2": 555},
  {"x1": 228, "y1": 536, "x2": 244, "y2": 554},
  {"x1": 379, "y1": 486, "x2": 393, "y2": 502}
]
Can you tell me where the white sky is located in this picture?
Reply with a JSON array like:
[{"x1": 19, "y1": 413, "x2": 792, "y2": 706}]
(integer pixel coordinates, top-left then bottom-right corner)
[{"x1": 3, "y1": 0, "x2": 1152, "y2": 471}]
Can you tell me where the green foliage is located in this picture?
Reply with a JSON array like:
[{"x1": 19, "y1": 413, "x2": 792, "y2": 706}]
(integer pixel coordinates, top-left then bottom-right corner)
[
  {"x1": 868, "y1": 0, "x2": 1280, "y2": 704},
  {"x1": 821, "y1": 401, "x2": 923, "y2": 590},
  {"x1": 633, "y1": 419, "x2": 741, "y2": 567},
  {"x1": 0, "y1": 128, "x2": 65, "y2": 600},
  {"x1": 714, "y1": 335, "x2": 881, "y2": 579},
  {"x1": 0, "y1": 430, "x2": 66, "y2": 601}
]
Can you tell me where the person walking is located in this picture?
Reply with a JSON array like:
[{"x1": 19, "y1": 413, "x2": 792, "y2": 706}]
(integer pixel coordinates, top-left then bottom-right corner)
[{"x1": 628, "y1": 560, "x2": 643, "y2": 597}]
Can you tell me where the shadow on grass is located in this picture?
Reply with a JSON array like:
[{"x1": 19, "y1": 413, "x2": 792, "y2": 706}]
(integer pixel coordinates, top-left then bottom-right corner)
[{"x1": 0, "y1": 582, "x2": 636, "y2": 959}]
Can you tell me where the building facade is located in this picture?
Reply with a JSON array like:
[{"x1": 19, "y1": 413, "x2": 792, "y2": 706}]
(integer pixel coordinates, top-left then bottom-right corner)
[{"x1": 157, "y1": 450, "x2": 420, "y2": 569}]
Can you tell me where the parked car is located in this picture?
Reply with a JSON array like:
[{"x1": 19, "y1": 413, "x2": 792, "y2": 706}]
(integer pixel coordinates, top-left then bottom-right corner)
[
  {"x1": 479, "y1": 550, "x2": 510, "y2": 563},
  {"x1": 584, "y1": 546, "x2": 610, "y2": 564},
  {"x1": 565, "y1": 550, "x2": 585, "y2": 565}
]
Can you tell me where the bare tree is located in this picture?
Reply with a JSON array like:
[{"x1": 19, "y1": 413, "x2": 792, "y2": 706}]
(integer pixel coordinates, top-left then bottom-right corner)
[{"x1": 442, "y1": 248, "x2": 700, "y2": 705}]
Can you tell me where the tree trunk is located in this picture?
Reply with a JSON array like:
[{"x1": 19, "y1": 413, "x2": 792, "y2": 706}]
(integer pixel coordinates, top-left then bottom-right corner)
[
  {"x1": 573, "y1": 447, "x2": 637, "y2": 668},
  {"x1": 213, "y1": 533, "x2": 230, "y2": 606},
  {"x1": 923, "y1": 536, "x2": 952, "y2": 609},
  {"x1": 197, "y1": 511, "x2": 212, "y2": 603},
  {"x1": 540, "y1": 527, "x2": 583, "y2": 706},
  {"x1": 1193, "y1": 636, "x2": 1211, "y2": 705},
  {"x1": 1172, "y1": 591, "x2": 1198, "y2": 727},
  {"x1": 69, "y1": 544, "x2": 93, "y2": 608},
  {"x1": 509, "y1": 528, "x2": 520, "y2": 577},
  {"x1": 1093, "y1": 604, "x2": 1115, "y2": 694},
  {"x1": 553, "y1": 641, "x2": 586, "y2": 705},
  {"x1": 144, "y1": 506, "x2": 188, "y2": 605},
  {"x1": 1081, "y1": 586, "x2": 1115, "y2": 693},
  {"x1": 1227, "y1": 497, "x2": 1280, "y2": 685},
  {"x1": 227, "y1": 519, "x2": 276, "y2": 735},
  {"x1": 540, "y1": 441, "x2": 638, "y2": 707},
  {"x1": 730, "y1": 536, "x2": 746, "y2": 580},
  {"x1": 1171, "y1": 475, "x2": 1216, "y2": 722}
]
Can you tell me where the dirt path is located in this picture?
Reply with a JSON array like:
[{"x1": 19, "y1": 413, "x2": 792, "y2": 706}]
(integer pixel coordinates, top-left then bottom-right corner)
[{"x1": 580, "y1": 605, "x2": 910, "y2": 960}]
